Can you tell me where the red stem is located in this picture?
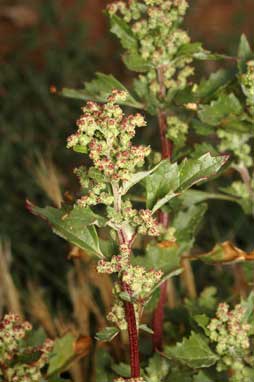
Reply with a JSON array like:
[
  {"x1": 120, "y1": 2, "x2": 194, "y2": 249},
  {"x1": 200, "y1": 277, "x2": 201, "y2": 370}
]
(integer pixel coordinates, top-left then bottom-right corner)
[
  {"x1": 152, "y1": 280, "x2": 167, "y2": 351},
  {"x1": 122, "y1": 282, "x2": 140, "y2": 378},
  {"x1": 118, "y1": 229, "x2": 140, "y2": 378}
]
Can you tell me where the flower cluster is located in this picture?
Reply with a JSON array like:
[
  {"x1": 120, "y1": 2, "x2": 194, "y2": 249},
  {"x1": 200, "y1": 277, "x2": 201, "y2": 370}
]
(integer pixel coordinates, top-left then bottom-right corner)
[
  {"x1": 208, "y1": 303, "x2": 251, "y2": 381},
  {"x1": 0, "y1": 314, "x2": 54, "y2": 382},
  {"x1": 122, "y1": 265, "x2": 163, "y2": 299},
  {"x1": 107, "y1": 200, "x2": 160, "y2": 237},
  {"x1": 218, "y1": 129, "x2": 253, "y2": 168},
  {"x1": 106, "y1": 284, "x2": 140, "y2": 331},
  {"x1": 67, "y1": 90, "x2": 152, "y2": 209},
  {"x1": 67, "y1": 90, "x2": 149, "y2": 183},
  {"x1": 97, "y1": 243, "x2": 131, "y2": 274},
  {"x1": 241, "y1": 60, "x2": 254, "y2": 116},
  {"x1": 166, "y1": 115, "x2": 189, "y2": 150},
  {"x1": 108, "y1": 0, "x2": 194, "y2": 98}
]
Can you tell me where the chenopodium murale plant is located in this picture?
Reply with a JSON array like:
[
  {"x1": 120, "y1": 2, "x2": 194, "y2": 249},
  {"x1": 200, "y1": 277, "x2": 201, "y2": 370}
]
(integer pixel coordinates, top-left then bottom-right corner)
[
  {"x1": 107, "y1": 0, "x2": 192, "y2": 149},
  {"x1": 208, "y1": 303, "x2": 253, "y2": 382},
  {"x1": 0, "y1": 314, "x2": 53, "y2": 382},
  {"x1": 67, "y1": 89, "x2": 163, "y2": 379}
]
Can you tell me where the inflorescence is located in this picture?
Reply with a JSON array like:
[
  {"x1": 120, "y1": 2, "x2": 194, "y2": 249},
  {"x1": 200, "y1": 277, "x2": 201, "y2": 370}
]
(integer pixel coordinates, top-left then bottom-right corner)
[
  {"x1": 0, "y1": 314, "x2": 53, "y2": 382},
  {"x1": 208, "y1": 303, "x2": 251, "y2": 382},
  {"x1": 67, "y1": 90, "x2": 164, "y2": 333}
]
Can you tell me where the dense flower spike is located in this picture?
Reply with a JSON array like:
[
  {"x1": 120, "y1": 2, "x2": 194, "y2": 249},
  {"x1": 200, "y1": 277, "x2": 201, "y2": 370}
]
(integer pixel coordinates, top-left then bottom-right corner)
[
  {"x1": 208, "y1": 303, "x2": 251, "y2": 382},
  {"x1": 107, "y1": 0, "x2": 193, "y2": 98},
  {"x1": 0, "y1": 314, "x2": 54, "y2": 382},
  {"x1": 67, "y1": 90, "x2": 149, "y2": 185},
  {"x1": 122, "y1": 265, "x2": 163, "y2": 299}
]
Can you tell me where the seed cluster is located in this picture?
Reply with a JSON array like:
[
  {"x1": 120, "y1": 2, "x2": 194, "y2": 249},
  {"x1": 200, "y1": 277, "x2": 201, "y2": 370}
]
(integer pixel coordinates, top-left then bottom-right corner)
[
  {"x1": 0, "y1": 314, "x2": 53, "y2": 382},
  {"x1": 208, "y1": 303, "x2": 251, "y2": 382},
  {"x1": 107, "y1": 0, "x2": 193, "y2": 98}
]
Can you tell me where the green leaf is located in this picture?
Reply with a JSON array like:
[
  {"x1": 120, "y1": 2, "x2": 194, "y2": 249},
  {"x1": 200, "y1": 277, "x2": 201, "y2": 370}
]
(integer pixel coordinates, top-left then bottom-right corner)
[
  {"x1": 145, "y1": 353, "x2": 170, "y2": 382},
  {"x1": 133, "y1": 241, "x2": 182, "y2": 274},
  {"x1": 168, "y1": 370, "x2": 193, "y2": 382},
  {"x1": 123, "y1": 50, "x2": 152, "y2": 72},
  {"x1": 47, "y1": 334, "x2": 77, "y2": 376},
  {"x1": 109, "y1": 14, "x2": 138, "y2": 51},
  {"x1": 146, "y1": 154, "x2": 228, "y2": 213},
  {"x1": 241, "y1": 291, "x2": 254, "y2": 322},
  {"x1": 194, "y1": 314, "x2": 210, "y2": 336},
  {"x1": 193, "y1": 371, "x2": 214, "y2": 382},
  {"x1": 62, "y1": 72, "x2": 143, "y2": 109},
  {"x1": 146, "y1": 161, "x2": 180, "y2": 210},
  {"x1": 173, "y1": 204, "x2": 207, "y2": 244},
  {"x1": 112, "y1": 363, "x2": 131, "y2": 378},
  {"x1": 95, "y1": 327, "x2": 119, "y2": 342},
  {"x1": 177, "y1": 43, "x2": 231, "y2": 62},
  {"x1": 178, "y1": 153, "x2": 228, "y2": 191},
  {"x1": 177, "y1": 42, "x2": 203, "y2": 58},
  {"x1": 196, "y1": 69, "x2": 233, "y2": 99},
  {"x1": 164, "y1": 332, "x2": 218, "y2": 369},
  {"x1": 198, "y1": 93, "x2": 243, "y2": 126},
  {"x1": 121, "y1": 162, "x2": 161, "y2": 195},
  {"x1": 179, "y1": 190, "x2": 239, "y2": 208},
  {"x1": 95, "y1": 349, "x2": 113, "y2": 382},
  {"x1": 28, "y1": 202, "x2": 103, "y2": 257},
  {"x1": 238, "y1": 34, "x2": 252, "y2": 73}
]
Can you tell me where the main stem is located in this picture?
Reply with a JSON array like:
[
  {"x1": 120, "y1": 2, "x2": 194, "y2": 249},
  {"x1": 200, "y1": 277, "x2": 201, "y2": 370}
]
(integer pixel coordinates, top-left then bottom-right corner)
[
  {"x1": 122, "y1": 281, "x2": 140, "y2": 377},
  {"x1": 113, "y1": 183, "x2": 140, "y2": 378}
]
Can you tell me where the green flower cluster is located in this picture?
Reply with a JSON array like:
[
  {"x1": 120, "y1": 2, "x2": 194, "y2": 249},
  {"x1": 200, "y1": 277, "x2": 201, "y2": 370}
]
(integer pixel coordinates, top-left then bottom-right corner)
[
  {"x1": 122, "y1": 265, "x2": 162, "y2": 299},
  {"x1": 218, "y1": 129, "x2": 253, "y2": 168},
  {"x1": 107, "y1": 0, "x2": 193, "y2": 98},
  {"x1": 241, "y1": 60, "x2": 254, "y2": 116},
  {"x1": 208, "y1": 303, "x2": 251, "y2": 382},
  {"x1": 69, "y1": 91, "x2": 160, "y2": 238},
  {"x1": 166, "y1": 115, "x2": 189, "y2": 150},
  {"x1": 67, "y1": 90, "x2": 150, "y2": 207},
  {"x1": 0, "y1": 314, "x2": 53, "y2": 382}
]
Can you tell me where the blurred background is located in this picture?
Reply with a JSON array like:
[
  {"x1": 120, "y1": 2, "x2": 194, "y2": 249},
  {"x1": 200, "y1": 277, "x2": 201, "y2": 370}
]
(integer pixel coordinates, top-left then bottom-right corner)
[{"x1": 0, "y1": 1, "x2": 254, "y2": 379}]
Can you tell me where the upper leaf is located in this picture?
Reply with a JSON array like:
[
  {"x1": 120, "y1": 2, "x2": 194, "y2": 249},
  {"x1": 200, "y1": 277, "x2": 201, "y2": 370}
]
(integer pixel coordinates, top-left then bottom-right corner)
[
  {"x1": 196, "y1": 69, "x2": 233, "y2": 100},
  {"x1": 198, "y1": 93, "x2": 243, "y2": 126},
  {"x1": 133, "y1": 241, "x2": 182, "y2": 274},
  {"x1": 62, "y1": 73, "x2": 143, "y2": 109},
  {"x1": 27, "y1": 201, "x2": 104, "y2": 257},
  {"x1": 163, "y1": 332, "x2": 218, "y2": 369},
  {"x1": 145, "y1": 153, "x2": 228, "y2": 213},
  {"x1": 146, "y1": 161, "x2": 179, "y2": 210},
  {"x1": 109, "y1": 14, "x2": 138, "y2": 51},
  {"x1": 238, "y1": 34, "x2": 253, "y2": 73}
]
